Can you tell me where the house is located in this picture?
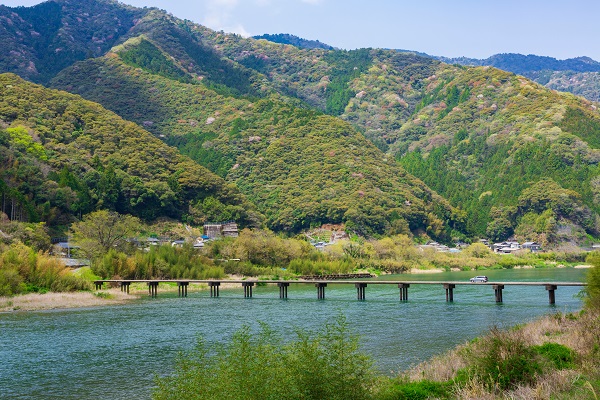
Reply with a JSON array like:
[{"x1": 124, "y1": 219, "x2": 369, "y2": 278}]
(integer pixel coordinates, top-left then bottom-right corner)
[
  {"x1": 203, "y1": 221, "x2": 239, "y2": 239},
  {"x1": 493, "y1": 241, "x2": 521, "y2": 254},
  {"x1": 522, "y1": 242, "x2": 542, "y2": 252}
]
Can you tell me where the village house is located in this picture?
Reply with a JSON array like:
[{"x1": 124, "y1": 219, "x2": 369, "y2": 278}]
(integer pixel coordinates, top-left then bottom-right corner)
[
  {"x1": 203, "y1": 221, "x2": 239, "y2": 239},
  {"x1": 522, "y1": 241, "x2": 542, "y2": 252},
  {"x1": 493, "y1": 241, "x2": 521, "y2": 254}
]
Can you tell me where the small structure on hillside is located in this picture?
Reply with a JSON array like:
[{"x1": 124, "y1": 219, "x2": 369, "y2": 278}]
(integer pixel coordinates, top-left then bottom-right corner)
[
  {"x1": 203, "y1": 221, "x2": 239, "y2": 239},
  {"x1": 522, "y1": 241, "x2": 542, "y2": 252}
]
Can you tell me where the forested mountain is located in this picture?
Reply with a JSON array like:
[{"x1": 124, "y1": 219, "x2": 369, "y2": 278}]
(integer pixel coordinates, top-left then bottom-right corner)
[
  {"x1": 1, "y1": 0, "x2": 599, "y2": 245},
  {"x1": 51, "y1": 41, "x2": 460, "y2": 238},
  {"x1": 0, "y1": 73, "x2": 261, "y2": 232},
  {"x1": 253, "y1": 34, "x2": 335, "y2": 50},
  {"x1": 436, "y1": 54, "x2": 600, "y2": 75},
  {"x1": 435, "y1": 53, "x2": 600, "y2": 102},
  {"x1": 0, "y1": 0, "x2": 144, "y2": 84}
]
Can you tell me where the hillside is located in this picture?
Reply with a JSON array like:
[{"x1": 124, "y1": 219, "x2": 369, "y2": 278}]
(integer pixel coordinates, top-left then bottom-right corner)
[
  {"x1": 2, "y1": 0, "x2": 599, "y2": 244},
  {"x1": 436, "y1": 53, "x2": 600, "y2": 102},
  {"x1": 51, "y1": 46, "x2": 460, "y2": 238},
  {"x1": 0, "y1": 0, "x2": 144, "y2": 84},
  {"x1": 0, "y1": 73, "x2": 261, "y2": 230},
  {"x1": 157, "y1": 27, "x2": 599, "y2": 242},
  {"x1": 253, "y1": 33, "x2": 335, "y2": 50}
]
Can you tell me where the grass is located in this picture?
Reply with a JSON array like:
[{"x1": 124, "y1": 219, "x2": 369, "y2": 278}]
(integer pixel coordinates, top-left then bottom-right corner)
[{"x1": 401, "y1": 309, "x2": 600, "y2": 399}]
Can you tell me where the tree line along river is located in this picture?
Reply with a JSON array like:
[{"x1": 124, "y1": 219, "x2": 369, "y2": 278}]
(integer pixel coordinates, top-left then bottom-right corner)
[{"x1": 0, "y1": 268, "x2": 588, "y2": 399}]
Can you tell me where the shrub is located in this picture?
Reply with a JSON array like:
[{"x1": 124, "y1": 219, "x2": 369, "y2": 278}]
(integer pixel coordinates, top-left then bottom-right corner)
[
  {"x1": 586, "y1": 251, "x2": 600, "y2": 310},
  {"x1": 469, "y1": 327, "x2": 541, "y2": 391},
  {"x1": 376, "y1": 379, "x2": 453, "y2": 400},
  {"x1": 533, "y1": 342, "x2": 575, "y2": 370},
  {"x1": 0, "y1": 267, "x2": 25, "y2": 296},
  {"x1": 153, "y1": 315, "x2": 376, "y2": 400}
]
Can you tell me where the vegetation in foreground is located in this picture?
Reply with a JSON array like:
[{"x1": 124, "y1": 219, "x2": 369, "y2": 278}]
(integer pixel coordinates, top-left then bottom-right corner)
[{"x1": 154, "y1": 253, "x2": 600, "y2": 399}]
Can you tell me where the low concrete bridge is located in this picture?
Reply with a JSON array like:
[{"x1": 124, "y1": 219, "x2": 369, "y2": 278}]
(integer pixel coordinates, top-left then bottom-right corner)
[{"x1": 93, "y1": 279, "x2": 586, "y2": 305}]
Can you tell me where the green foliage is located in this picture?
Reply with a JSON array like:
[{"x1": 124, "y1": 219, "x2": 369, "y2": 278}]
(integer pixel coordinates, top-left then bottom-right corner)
[
  {"x1": 0, "y1": 73, "x2": 261, "y2": 228},
  {"x1": 323, "y1": 49, "x2": 373, "y2": 115},
  {"x1": 558, "y1": 107, "x2": 600, "y2": 149},
  {"x1": 153, "y1": 315, "x2": 376, "y2": 400},
  {"x1": 2, "y1": 0, "x2": 143, "y2": 83},
  {"x1": 376, "y1": 379, "x2": 453, "y2": 400},
  {"x1": 586, "y1": 251, "x2": 600, "y2": 310},
  {"x1": 94, "y1": 245, "x2": 225, "y2": 280},
  {"x1": 0, "y1": 242, "x2": 90, "y2": 296},
  {"x1": 119, "y1": 38, "x2": 193, "y2": 84},
  {"x1": 71, "y1": 210, "x2": 141, "y2": 262},
  {"x1": 468, "y1": 328, "x2": 542, "y2": 391},
  {"x1": 532, "y1": 342, "x2": 575, "y2": 370},
  {"x1": 253, "y1": 34, "x2": 334, "y2": 50},
  {"x1": 6, "y1": 126, "x2": 47, "y2": 160}
]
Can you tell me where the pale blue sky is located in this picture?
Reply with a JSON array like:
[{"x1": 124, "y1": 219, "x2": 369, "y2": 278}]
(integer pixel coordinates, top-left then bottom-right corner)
[{"x1": 2, "y1": 0, "x2": 599, "y2": 60}]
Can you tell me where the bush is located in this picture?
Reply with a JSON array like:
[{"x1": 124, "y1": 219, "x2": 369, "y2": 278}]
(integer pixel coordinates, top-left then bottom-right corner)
[
  {"x1": 585, "y1": 251, "x2": 600, "y2": 310},
  {"x1": 376, "y1": 379, "x2": 453, "y2": 400},
  {"x1": 153, "y1": 315, "x2": 376, "y2": 400},
  {"x1": 469, "y1": 327, "x2": 541, "y2": 391},
  {"x1": 533, "y1": 342, "x2": 575, "y2": 370},
  {"x1": 0, "y1": 267, "x2": 25, "y2": 296}
]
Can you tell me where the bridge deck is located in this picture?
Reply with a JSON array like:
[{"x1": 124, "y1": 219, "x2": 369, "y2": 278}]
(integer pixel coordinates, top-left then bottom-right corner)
[{"x1": 94, "y1": 279, "x2": 586, "y2": 286}]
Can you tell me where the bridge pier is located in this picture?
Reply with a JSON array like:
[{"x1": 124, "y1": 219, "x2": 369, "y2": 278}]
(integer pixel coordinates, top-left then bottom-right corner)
[
  {"x1": 94, "y1": 281, "x2": 103, "y2": 290},
  {"x1": 316, "y1": 283, "x2": 327, "y2": 299},
  {"x1": 177, "y1": 282, "x2": 189, "y2": 297},
  {"x1": 209, "y1": 282, "x2": 220, "y2": 297},
  {"x1": 443, "y1": 283, "x2": 455, "y2": 302},
  {"x1": 278, "y1": 282, "x2": 290, "y2": 299},
  {"x1": 147, "y1": 281, "x2": 159, "y2": 298},
  {"x1": 545, "y1": 284, "x2": 557, "y2": 304},
  {"x1": 355, "y1": 283, "x2": 367, "y2": 300},
  {"x1": 398, "y1": 283, "x2": 410, "y2": 301},
  {"x1": 120, "y1": 281, "x2": 131, "y2": 294},
  {"x1": 242, "y1": 282, "x2": 254, "y2": 298},
  {"x1": 493, "y1": 284, "x2": 504, "y2": 303}
]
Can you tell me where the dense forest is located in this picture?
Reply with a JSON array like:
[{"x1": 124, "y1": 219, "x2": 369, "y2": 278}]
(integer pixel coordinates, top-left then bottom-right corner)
[
  {"x1": 0, "y1": 0, "x2": 599, "y2": 247},
  {"x1": 0, "y1": 73, "x2": 261, "y2": 234}
]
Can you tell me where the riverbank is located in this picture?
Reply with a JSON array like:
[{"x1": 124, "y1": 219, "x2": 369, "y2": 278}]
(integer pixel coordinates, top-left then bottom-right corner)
[
  {"x1": 398, "y1": 308, "x2": 600, "y2": 399},
  {"x1": 0, "y1": 277, "x2": 252, "y2": 313},
  {"x1": 0, "y1": 289, "x2": 138, "y2": 312}
]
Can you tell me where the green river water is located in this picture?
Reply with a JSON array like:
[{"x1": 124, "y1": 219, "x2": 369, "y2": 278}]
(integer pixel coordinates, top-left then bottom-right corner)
[{"x1": 0, "y1": 268, "x2": 588, "y2": 399}]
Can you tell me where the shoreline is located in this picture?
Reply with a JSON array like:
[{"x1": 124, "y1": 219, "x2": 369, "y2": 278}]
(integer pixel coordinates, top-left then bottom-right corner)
[{"x1": 0, "y1": 289, "x2": 139, "y2": 313}]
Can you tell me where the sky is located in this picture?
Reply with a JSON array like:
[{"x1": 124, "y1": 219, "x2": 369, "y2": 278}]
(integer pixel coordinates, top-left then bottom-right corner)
[{"x1": 2, "y1": 0, "x2": 599, "y2": 61}]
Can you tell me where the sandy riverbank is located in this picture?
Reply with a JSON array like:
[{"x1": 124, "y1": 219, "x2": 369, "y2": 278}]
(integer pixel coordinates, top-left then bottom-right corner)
[{"x1": 0, "y1": 289, "x2": 139, "y2": 312}]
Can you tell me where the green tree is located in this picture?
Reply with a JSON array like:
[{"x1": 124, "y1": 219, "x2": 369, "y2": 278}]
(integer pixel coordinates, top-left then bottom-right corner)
[
  {"x1": 153, "y1": 315, "x2": 376, "y2": 400},
  {"x1": 70, "y1": 210, "x2": 140, "y2": 263}
]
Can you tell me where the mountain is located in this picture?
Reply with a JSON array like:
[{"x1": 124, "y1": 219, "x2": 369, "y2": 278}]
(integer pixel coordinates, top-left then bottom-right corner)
[
  {"x1": 435, "y1": 53, "x2": 600, "y2": 102},
  {"x1": 1, "y1": 0, "x2": 599, "y2": 244},
  {"x1": 253, "y1": 34, "x2": 335, "y2": 50},
  {"x1": 0, "y1": 73, "x2": 262, "y2": 230},
  {"x1": 436, "y1": 54, "x2": 600, "y2": 75},
  {"x1": 0, "y1": 0, "x2": 144, "y2": 84},
  {"x1": 51, "y1": 40, "x2": 460, "y2": 238}
]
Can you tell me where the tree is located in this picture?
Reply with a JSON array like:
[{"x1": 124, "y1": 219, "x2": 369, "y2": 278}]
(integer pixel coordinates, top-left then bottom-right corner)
[{"x1": 70, "y1": 210, "x2": 140, "y2": 262}]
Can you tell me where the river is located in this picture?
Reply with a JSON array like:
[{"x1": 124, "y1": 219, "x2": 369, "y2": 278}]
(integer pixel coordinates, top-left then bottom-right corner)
[{"x1": 0, "y1": 268, "x2": 587, "y2": 399}]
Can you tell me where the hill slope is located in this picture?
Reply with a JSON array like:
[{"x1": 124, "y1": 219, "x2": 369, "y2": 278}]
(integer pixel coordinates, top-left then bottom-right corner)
[
  {"x1": 51, "y1": 47, "x2": 461, "y2": 238},
  {"x1": 0, "y1": 73, "x2": 261, "y2": 229},
  {"x1": 0, "y1": 0, "x2": 144, "y2": 84},
  {"x1": 3, "y1": 0, "x2": 598, "y2": 243},
  {"x1": 436, "y1": 53, "x2": 600, "y2": 102}
]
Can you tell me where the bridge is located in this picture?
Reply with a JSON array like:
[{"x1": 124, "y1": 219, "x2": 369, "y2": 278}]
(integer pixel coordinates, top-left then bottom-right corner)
[{"x1": 93, "y1": 279, "x2": 587, "y2": 304}]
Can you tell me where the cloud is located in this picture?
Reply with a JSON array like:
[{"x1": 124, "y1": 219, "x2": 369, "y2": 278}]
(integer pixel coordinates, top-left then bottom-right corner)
[{"x1": 202, "y1": 0, "x2": 240, "y2": 31}]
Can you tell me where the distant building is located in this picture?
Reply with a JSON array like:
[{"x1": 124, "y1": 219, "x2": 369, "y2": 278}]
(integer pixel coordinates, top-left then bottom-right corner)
[
  {"x1": 203, "y1": 221, "x2": 239, "y2": 239},
  {"x1": 522, "y1": 242, "x2": 542, "y2": 252}
]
